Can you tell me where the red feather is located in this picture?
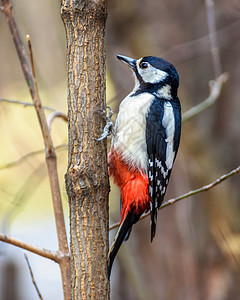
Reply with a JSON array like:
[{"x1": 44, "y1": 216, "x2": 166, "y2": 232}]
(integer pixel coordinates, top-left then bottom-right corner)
[{"x1": 108, "y1": 147, "x2": 150, "y2": 223}]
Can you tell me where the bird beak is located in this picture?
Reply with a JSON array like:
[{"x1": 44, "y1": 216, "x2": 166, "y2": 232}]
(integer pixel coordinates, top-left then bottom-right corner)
[{"x1": 116, "y1": 55, "x2": 136, "y2": 70}]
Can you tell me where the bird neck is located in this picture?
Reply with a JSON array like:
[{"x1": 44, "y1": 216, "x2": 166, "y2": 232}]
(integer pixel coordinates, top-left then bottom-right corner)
[{"x1": 131, "y1": 81, "x2": 178, "y2": 100}]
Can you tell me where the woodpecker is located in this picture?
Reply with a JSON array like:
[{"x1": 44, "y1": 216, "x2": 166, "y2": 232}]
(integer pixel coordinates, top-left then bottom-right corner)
[{"x1": 108, "y1": 55, "x2": 181, "y2": 277}]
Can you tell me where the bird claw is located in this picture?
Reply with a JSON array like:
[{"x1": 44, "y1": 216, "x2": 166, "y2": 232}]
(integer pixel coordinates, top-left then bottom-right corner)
[{"x1": 95, "y1": 106, "x2": 115, "y2": 141}]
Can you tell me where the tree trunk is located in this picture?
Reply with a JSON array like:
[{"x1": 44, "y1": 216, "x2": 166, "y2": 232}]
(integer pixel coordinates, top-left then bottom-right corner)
[{"x1": 61, "y1": 1, "x2": 109, "y2": 299}]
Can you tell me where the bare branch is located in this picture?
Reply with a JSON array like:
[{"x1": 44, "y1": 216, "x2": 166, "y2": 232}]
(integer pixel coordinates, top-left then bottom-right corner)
[
  {"x1": 159, "y1": 165, "x2": 240, "y2": 209},
  {"x1": 205, "y1": 0, "x2": 222, "y2": 77},
  {"x1": 182, "y1": 73, "x2": 228, "y2": 123},
  {"x1": 2, "y1": 1, "x2": 37, "y2": 98},
  {"x1": 47, "y1": 111, "x2": 68, "y2": 131},
  {"x1": 2, "y1": 163, "x2": 46, "y2": 233},
  {"x1": 0, "y1": 144, "x2": 67, "y2": 170},
  {"x1": 26, "y1": 35, "x2": 54, "y2": 155},
  {"x1": 109, "y1": 165, "x2": 240, "y2": 231},
  {"x1": 24, "y1": 253, "x2": 44, "y2": 300},
  {"x1": 0, "y1": 98, "x2": 56, "y2": 112},
  {"x1": 0, "y1": 234, "x2": 59, "y2": 262},
  {"x1": 163, "y1": 19, "x2": 240, "y2": 64}
]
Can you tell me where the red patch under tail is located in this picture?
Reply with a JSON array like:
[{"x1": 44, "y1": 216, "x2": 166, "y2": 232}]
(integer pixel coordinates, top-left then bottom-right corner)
[{"x1": 108, "y1": 147, "x2": 150, "y2": 223}]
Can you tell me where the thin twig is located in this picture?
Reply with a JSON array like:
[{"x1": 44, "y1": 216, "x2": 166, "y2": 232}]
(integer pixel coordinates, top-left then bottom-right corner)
[
  {"x1": 0, "y1": 144, "x2": 67, "y2": 171},
  {"x1": 162, "y1": 19, "x2": 240, "y2": 64},
  {"x1": 1, "y1": 163, "x2": 46, "y2": 233},
  {"x1": 109, "y1": 165, "x2": 240, "y2": 231},
  {"x1": 24, "y1": 253, "x2": 44, "y2": 300},
  {"x1": 2, "y1": 1, "x2": 36, "y2": 99},
  {"x1": 182, "y1": 73, "x2": 228, "y2": 122},
  {"x1": 47, "y1": 111, "x2": 68, "y2": 131},
  {"x1": 159, "y1": 165, "x2": 240, "y2": 209},
  {"x1": 0, "y1": 98, "x2": 56, "y2": 112},
  {"x1": 26, "y1": 35, "x2": 54, "y2": 156},
  {"x1": 0, "y1": 234, "x2": 59, "y2": 262},
  {"x1": 205, "y1": 0, "x2": 222, "y2": 77}
]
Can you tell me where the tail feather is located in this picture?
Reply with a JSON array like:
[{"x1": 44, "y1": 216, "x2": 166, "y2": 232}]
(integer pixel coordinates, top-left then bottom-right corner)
[
  {"x1": 150, "y1": 202, "x2": 157, "y2": 242},
  {"x1": 124, "y1": 226, "x2": 132, "y2": 241},
  {"x1": 149, "y1": 153, "x2": 157, "y2": 242},
  {"x1": 108, "y1": 213, "x2": 140, "y2": 278}
]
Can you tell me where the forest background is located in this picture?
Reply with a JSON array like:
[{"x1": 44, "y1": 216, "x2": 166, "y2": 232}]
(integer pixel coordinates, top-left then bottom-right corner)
[{"x1": 0, "y1": 0, "x2": 240, "y2": 299}]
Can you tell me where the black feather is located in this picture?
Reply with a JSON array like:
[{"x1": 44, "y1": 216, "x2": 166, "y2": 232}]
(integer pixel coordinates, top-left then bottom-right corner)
[
  {"x1": 148, "y1": 154, "x2": 157, "y2": 241},
  {"x1": 146, "y1": 98, "x2": 181, "y2": 240},
  {"x1": 108, "y1": 213, "x2": 141, "y2": 278}
]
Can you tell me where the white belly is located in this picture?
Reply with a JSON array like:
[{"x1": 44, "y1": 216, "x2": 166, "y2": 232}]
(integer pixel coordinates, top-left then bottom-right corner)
[{"x1": 112, "y1": 92, "x2": 154, "y2": 171}]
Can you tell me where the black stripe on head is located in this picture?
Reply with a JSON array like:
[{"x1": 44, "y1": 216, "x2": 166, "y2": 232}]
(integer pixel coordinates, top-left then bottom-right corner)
[{"x1": 134, "y1": 65, "x2": 144, "y2": 84}]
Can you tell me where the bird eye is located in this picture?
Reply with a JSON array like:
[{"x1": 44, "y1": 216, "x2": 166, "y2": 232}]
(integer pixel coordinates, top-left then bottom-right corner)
[{"x1": 139, "y1": 62, "x2": 149, "y2": 69}]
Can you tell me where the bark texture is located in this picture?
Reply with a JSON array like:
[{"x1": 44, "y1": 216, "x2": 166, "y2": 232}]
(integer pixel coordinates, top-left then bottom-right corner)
[{"x1": 61, "y1": 1, "x2": 109, "y2": 299}]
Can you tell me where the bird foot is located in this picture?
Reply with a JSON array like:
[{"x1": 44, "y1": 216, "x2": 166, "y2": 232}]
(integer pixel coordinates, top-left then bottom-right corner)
[{"x1": 95, "y1": 106, "x2": 114, "y2": 141}]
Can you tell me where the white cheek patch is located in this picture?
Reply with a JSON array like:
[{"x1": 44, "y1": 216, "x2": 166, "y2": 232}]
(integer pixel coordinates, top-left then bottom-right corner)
[
  {"x1": 155, "y1": 85, "x2": 172, "y2": 100},
  {"x1": 137, "y1": 62, "x2": 168, "y2": 84}
]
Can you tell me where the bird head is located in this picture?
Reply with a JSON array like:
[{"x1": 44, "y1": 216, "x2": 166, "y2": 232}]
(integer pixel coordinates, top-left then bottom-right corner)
[{"x1": 116, "y1": 55, "x2": 179, "y2": 99}]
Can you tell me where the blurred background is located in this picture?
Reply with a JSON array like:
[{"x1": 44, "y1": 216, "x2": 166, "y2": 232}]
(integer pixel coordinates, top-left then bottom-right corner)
[{"x1": 0, "y1": 0, "x2": 240, "y2": 299}]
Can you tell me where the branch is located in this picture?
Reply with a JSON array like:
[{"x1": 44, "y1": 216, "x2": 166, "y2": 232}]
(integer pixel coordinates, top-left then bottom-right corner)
[
  {"x1": 24, "y1": 253, "x2": 44, "y2": 300},
  {"x1": 205, "y1": 0, "x2": 222, "y2": 77},
  {"x1": 182, "y1": 73, "x2": 228, "y2": 123},
  {"x1": 47, "y1": 111, "x2": 68, "y2": 131},
  {"x1": 0, "y1": 98, "x2": 56, "y2": 112},
  {"x1": 163, "y1": 19, "x2": 240, "y2": 64},
  {"x1": 2, "y1": 163, "x2": 46, "y2": 232},
  {"x1": 0, "y1": 144, "x2": 67, "y2": 170},
  {"x1": 26, "y1": 35, "x2": 54, "y2": 155},
  {"x1": 0, "y1": 234, "x2": 59, "y2": 262},
  {"x1": 1, "y1": 2, "x2": 37, "y2": 100},
  {"x1": 159, "y1": 165, "x2": 240, "y2": 209},
  {"x1": 109, "y1": 165, "x2": 240, "y2": 231}
]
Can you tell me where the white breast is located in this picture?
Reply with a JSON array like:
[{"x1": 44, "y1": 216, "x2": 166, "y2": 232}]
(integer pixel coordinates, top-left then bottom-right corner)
[{"x1": 113, "y1": 92, "x2": 154, "y2": 171}]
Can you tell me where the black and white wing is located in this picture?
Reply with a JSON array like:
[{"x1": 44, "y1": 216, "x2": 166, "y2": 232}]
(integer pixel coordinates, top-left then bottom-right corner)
[{"x1": 146, "y1": 99, "x2": 181, "y2": 241}]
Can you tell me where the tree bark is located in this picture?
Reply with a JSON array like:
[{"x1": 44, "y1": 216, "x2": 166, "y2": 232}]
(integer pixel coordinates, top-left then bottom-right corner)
[{"x1": 61, "y1": 1, "x2": 109, "y2": 299}]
